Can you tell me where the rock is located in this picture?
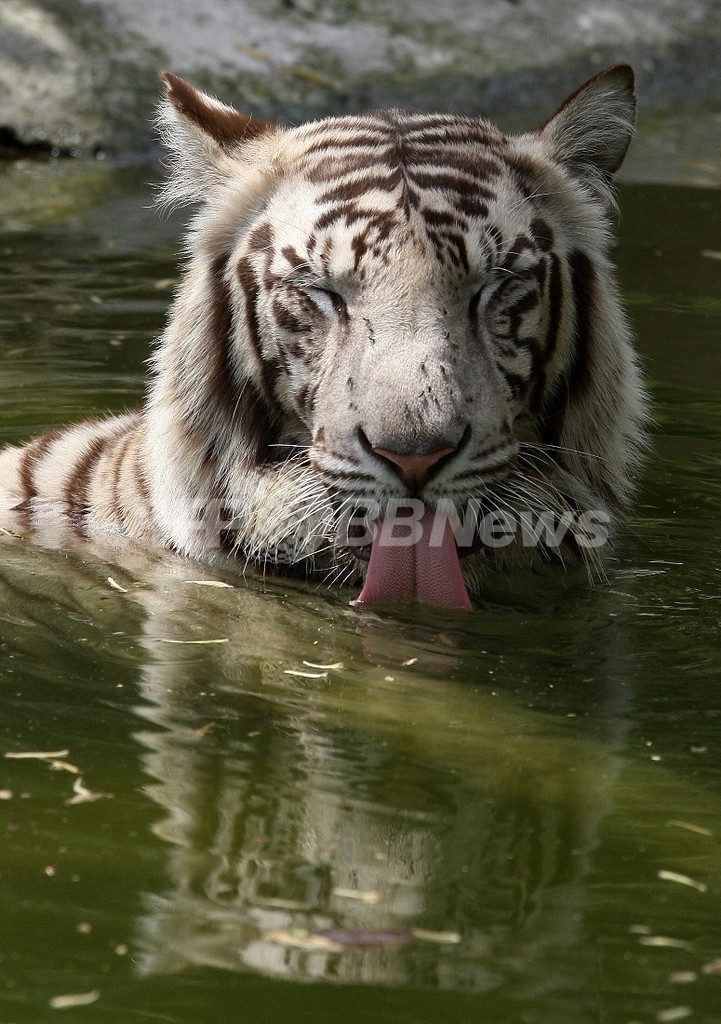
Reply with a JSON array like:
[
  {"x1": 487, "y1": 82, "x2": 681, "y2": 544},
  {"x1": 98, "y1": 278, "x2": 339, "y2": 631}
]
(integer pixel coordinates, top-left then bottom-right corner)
[{"x1": 1, "y1": 0, "x2": 720, "y2": 177}]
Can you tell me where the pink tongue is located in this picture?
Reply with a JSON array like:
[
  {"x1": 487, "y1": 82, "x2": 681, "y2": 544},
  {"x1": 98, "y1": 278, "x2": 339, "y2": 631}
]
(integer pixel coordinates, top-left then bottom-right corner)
[{"x1": 355, "y1": 507, "x2": 472, "y2": 610}]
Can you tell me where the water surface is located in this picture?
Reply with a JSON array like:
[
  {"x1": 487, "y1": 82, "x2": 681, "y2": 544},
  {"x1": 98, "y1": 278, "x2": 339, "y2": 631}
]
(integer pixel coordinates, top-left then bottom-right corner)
[{"x1": 0, "y1": 160, "x2": 720, "y2": 1024}]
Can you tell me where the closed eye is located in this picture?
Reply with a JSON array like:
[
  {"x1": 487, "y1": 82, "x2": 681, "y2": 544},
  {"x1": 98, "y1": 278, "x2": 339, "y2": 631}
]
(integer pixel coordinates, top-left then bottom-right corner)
[
  {"x1": 469, "y1": 269, "x2": 525, "y2": 314},
  {"x1": 306, "y1": 285, "x2": 347, "y2": 319},
  {"x1": 469, "y1": 278, "x2": 501, "y2": 315}
]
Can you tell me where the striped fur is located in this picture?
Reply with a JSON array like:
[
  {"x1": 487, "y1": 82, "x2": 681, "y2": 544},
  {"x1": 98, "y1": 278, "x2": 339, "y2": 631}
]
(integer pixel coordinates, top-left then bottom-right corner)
[{"x1": 0, "y1": 64, "x2": 647, "y2": 593}]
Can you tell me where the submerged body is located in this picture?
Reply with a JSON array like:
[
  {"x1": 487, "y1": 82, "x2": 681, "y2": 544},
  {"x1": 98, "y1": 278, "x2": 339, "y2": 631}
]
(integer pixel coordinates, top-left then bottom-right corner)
[{"x1": 0, "y1": 66, "x2": 647, "y2": 608}]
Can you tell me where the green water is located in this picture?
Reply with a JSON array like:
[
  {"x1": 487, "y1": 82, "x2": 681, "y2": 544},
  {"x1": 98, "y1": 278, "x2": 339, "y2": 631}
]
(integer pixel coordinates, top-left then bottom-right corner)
[{"x1": 0, "y1": 161, "x2": 720, "y2": 1024}]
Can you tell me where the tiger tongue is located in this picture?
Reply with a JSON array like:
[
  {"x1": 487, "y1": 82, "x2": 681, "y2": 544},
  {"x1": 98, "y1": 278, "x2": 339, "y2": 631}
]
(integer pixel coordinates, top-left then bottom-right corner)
[{"x1": 355, "y1": 507, "x2": 472, "y2": 610}]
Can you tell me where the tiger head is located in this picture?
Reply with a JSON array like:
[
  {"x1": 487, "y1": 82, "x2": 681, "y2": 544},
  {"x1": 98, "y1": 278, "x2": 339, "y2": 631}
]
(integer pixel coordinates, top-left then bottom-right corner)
[{"x1": 149, "y1": 65, "x2": 646, "y2": 609}]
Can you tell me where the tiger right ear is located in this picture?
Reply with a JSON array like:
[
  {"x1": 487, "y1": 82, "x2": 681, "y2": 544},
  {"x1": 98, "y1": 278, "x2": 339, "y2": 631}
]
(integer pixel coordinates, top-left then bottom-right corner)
[
  {"x1": 537, "y1": 63, "x2": 636, "y2": 200},
  {"x1": 157, "y1": 72, "x2": 277, "y2": 206}
]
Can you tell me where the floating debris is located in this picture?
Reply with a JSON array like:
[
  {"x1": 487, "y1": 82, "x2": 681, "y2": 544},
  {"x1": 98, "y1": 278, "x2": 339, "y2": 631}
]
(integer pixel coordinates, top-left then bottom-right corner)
[
  {"x1": 670, "y1": 971, "x2": 698, "y2": 984},
  {"x1": 155, "y1": 637, "x2": 229, "y2": 645},
  {"x1": 263, "y1": 929, "x2": 344, "y2": 953},
  {"x1": 316, "y1": 928, "x2": 415, "y2": 949},
  {"x1": 411, "y1": 928, "x2": 462, "y2": 945},
  {"x1": 284, "y1": 669, "x2": 328, "y2": 679},
  {"x1": 701, "y1": 958, "x2": 721, "y2": 975},
  {"x1": 106, "y1": 576, "x2": 127, "y2": 593},
  {"x1": 5, "y1": 748, "x2": 80, "y2": 774},
  {"x1": 658, "y1": 869, "x2": 707, "y2": 893},
  {"x1": 183, "y1": 580, "x2": 234, "y2": 588},
  {"x1": 49, "y1": 990, "x2": 100, "y2": 1009},
  {"x1": 402, "y1": 657, "x2": 418, "y2": 666},
  {"x1": 258, "y1": 897, "x2": 311, "y2": 911},
  {"x1": 48, "y1": 759, "x2": 80, "y2": 775},
  {"x1": 333, "y1": 887, "x2": 380, "y2": 905},
  {"x1": 666, "y1": 820, "x2": 713, "y2": 837},
  {"x1": 264, "y1": 926, "x2": 423, "y2": 951},
  {"x1": 656, "y1": 1007, "x2": 692, "y2": 1023},
  {"x1": 639, "y1": 936, "x2": 694, "y2": 951},
  {"x1": 66, "y1": 777, "x2": 111, "y2": 806},
  {"x1": 6, "y1": 749, "x2": 70, "y2": 760}
]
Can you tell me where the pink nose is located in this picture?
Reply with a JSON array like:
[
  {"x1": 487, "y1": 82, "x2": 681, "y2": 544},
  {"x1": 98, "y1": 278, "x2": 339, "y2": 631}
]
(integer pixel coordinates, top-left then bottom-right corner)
[{"x1": 373, "y1": 444, "x2": 457, "y2": 489}]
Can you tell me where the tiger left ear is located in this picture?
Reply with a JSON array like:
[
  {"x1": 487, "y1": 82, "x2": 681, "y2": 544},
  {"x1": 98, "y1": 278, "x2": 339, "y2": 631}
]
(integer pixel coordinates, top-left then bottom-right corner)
[
  {"x1": 538, "y1": 63, "x2": 637, "y2": 180},
  {"x1": 160, "y1": 72, "x2": 274, "y2": 150},
  {"x1": 157, "y1": 72, "x2": 277, "y2": 207}
]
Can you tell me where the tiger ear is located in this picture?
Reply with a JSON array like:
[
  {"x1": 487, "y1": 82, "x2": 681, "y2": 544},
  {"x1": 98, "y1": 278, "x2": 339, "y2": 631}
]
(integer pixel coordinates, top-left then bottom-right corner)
[
  {"x1": 157, "y1": 72, "x2": 276, "y2": 206},
  {"x1": 537, "y1": 63, "x2": 636, "y2": 192}
]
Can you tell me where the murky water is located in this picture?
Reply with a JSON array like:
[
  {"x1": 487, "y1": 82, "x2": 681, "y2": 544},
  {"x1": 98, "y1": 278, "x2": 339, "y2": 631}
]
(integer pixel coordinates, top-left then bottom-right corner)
[{"x1": 1, "y1": 160, "x2": 720, "y2": 1023}]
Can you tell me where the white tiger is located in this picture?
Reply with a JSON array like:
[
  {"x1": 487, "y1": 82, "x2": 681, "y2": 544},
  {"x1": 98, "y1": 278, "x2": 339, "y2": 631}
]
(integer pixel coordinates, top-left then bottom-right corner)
[{"x1": 0, "y1": 64, "x2": 647, "y2": 609}]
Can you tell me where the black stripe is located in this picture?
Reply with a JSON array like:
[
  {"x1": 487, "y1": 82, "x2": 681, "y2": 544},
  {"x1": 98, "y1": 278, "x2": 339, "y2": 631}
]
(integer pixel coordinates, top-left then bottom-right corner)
[
  {"x1": 272, "y1": 297, "x2": 310, "y2": 334},
  {"x1": 18, "y1": 430, "x2": 60, "y2": 502},
  {"x1": 318, "y1": 171, "x2": 402, "y2": 203},
  {"x1": 226, "y1": 255, "x2": 283, "y2": 464},
  {"x1": 210, "y1": 255, "x2": 248, "y2": 408},
  {"x1": 235, "y1": 255, "x2": 277, "y2": 403},
  {"x1": 456, "y1": 194, "x2": 489, "y2": 219},
  {"x1": 498, "y1": 368, "x2": 530, "y2": 401},
  {"x1": 506, "y1": 288, "x2": 540, "y2": 332},
  {"x1": 406, "y1": 170, "x2": 495, "y2": 199},
  {"x1": 530, "y1": 218, "x2": 554, "y2": 252},
  {"x1": 110, "y1": 428, "x2": 137, "y2": 529},
  {"x1": 537, "y1": 249, "x2": 595, "y2": 445},
  {"x1": 248, "y1": 221, "x2": 273, "y2": 252},
  {"x1": 302, "y1": 131, "x2": 389, "y2": 157},
  {"x1": 428, "y1": 230, "x2": 470, "y2": 272},
  {"x1": 501, "y1": 234, "x2": 534, "y2": 269},
  {"x1": 403, "y1": 126, "x2": 504, "y2": 149},
  {"x1": 422, "y1": 208, "x2": 465, "y2": 229},
  {"x1": 280, "y1": 245, "x2": 307, "y2": 271},
  {"x1": 303, "y1": 155, "x2": 391, "y2": 182},
  {"x1": 527, "y1": 254, "x2": 563, "y2": 414},
  {"x1": 66, "y1": 432, "x2": 115, "y2": 535},
  {"x1": 566, "y1": 249, "x2": 595, "y2": 395},
  {"x1": 409, "y1": 153, "x2": 501, "y2": 182},
  {"x1": 313, "y1": 204, "x2": 399, "y2": 233},
  {"x1": 543, "y1": 253, "x2": 563, "y2": 364},
  {"x1": 506, "y1": 153, "x2": 541, "y2": 199}
]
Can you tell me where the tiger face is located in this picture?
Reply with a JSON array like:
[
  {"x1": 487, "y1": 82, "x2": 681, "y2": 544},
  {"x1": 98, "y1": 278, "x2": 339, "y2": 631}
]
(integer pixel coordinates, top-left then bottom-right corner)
[{"x1": 0, "y1": 66, "x2": 647, "y2": 610}]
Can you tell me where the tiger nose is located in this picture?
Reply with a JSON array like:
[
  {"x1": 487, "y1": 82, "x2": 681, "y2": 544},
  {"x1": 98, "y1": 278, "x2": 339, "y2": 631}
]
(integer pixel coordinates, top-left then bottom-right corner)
[{"x1": 372, "y1": 444, "x2": 458, "y2": 489}]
